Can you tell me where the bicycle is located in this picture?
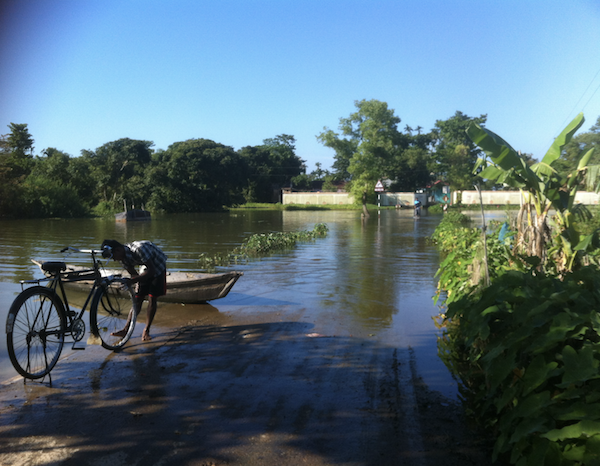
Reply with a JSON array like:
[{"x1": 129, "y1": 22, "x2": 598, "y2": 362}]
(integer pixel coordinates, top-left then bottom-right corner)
[{"x1": 5, "y1": 246, "x2": 138, "y2": 381}]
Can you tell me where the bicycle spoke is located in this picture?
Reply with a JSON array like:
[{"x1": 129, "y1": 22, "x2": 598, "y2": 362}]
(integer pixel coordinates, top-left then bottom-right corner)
[
  {"x1": 90, "y1": 280, "x2": 137, "y2": 350},
  {"x1": 7, "y1": 287, "x2": 65, "y2": 379}
]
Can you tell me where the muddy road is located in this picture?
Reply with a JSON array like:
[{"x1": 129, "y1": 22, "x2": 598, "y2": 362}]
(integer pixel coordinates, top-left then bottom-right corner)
[{"x1": 0, "y1": 308, "x2": 493, "y2": 466}]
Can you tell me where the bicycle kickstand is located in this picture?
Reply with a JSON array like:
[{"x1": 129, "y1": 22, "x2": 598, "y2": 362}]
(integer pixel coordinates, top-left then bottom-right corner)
[
  {"x1": 24, "y1": 372, "x2": 52, "y2": 386},
  {"x1": 71, "y1": 341, "x2": 86, "y2": 351}
]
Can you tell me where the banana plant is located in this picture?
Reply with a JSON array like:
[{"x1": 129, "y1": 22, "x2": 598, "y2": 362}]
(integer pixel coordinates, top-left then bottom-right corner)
[{"x1": 467, "y1": 113, "x2": 597, "y2": 274}]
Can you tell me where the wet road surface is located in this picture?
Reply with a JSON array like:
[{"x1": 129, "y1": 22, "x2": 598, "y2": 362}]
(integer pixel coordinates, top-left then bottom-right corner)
[{"x1": 0, "y1": 307, "x2": 491, "y2": 466}]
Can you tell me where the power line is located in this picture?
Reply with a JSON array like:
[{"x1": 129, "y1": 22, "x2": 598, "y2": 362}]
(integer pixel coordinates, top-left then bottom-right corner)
[
  {"x1": 581, "y1": 78, "x2": 600, "y2": 113},
  {"x1": 556, "y1": 66, "x2": 600, "y2": 135}
]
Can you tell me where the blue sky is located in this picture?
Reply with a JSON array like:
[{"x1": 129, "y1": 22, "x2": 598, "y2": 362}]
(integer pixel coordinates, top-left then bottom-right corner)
[{"x1": 1, "y1": 0, "x2": 600, "y2": 172}]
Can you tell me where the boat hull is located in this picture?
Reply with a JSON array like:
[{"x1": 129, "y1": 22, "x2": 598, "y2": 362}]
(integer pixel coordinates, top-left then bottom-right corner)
[
  {"x1": 159, "y1": 271, "x2": 243, "y2": 303},
  {"x1": 61, "y1": 267, "x2": 243, "y2": 304}
]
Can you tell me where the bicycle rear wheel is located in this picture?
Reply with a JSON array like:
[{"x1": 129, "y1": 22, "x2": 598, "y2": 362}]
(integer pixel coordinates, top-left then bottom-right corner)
[
  {"x1": 6, "y1": 286, "x2": 67, "y2": 379},
  {"x1": 90, "y1": 278, "x2": 137, "y2": 350}
]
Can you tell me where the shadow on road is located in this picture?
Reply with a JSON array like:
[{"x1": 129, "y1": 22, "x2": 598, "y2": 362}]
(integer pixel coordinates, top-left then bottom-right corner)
[{"x1": 0, "y1": 319, "x2": 491, "y2": 466}]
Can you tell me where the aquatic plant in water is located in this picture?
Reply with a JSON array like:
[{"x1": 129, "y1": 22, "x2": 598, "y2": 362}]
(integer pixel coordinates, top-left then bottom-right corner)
[{"x1": 197, "y1": 223, "x2": 328, "y2": 271}]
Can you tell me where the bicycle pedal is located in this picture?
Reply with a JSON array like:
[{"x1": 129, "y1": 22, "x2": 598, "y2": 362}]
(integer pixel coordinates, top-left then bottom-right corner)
[
  {"x1": 71, "y1": 345, "x2": 86, "y2": 351},
  {"x1": 67, "y1": 311, "x2": 77, "y2": 317}
]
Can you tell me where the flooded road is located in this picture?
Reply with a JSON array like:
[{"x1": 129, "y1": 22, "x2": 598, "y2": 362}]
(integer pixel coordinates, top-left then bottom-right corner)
[
  {"x1": 0, "y1": 209, "x2": 454, "y2": 395},
  {"x1": 0, "y1": 209, "x2": 511, "y2": 465}
]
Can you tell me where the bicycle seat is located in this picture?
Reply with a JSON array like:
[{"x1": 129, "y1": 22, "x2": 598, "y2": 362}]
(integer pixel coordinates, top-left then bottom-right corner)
[{"x1": 42, "y1": 262, "x2": 67, "y2": 273}]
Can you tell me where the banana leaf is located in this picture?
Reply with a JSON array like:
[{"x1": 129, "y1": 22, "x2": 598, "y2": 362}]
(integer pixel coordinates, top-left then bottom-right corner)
[{"x1": 539, "y1": 113, "x2": 585, "y2": 170}]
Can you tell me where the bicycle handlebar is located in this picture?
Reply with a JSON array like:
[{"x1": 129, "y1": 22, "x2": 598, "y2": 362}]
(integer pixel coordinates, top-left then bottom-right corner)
[{"x1": 61, "y1": 246, "x2": 104, "y2": 255}]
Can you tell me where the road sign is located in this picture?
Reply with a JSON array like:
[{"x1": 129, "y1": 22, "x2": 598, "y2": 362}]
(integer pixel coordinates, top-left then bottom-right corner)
[{"x1": 374, "y1": 180, "x2": 385, "y2": 192}]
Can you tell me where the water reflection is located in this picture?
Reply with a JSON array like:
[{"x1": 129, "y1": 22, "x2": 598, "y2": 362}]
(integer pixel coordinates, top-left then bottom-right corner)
[{"x1": 0, "y1": 209, "x2": 464, "y2": 396}]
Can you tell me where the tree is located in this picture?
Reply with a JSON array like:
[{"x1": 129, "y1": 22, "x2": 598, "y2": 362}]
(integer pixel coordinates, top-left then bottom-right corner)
[
  {"x1": 32, "y1": 148, "x2": 71, "y2": 185},
  {"x1": 238, "y1": 145, "x2": 274, "y2": 202},
  {"x1": 261, "y1": 134, "x2": 306, "y2": 185},
  {"x1": 317, "y1": 99, "x2": 402, "y2": 216},
  {"x1": 84, "y1": 138, "x2": 154, "y2": 210},
  {"x1": 0, "y1": 131, "x2": 24, "y2": 217},
  {"x1": 239, "y1": 134, "x2": 306, "y2": 203},
  {"x1": 313, "y1": 162, "x2": 327, "y2": 180},
  {"x1": 433, "y1": 111, "x2": 487, "y2": 190},
  {"x1": 4, "y1": 123, "x2": 35, "y2": 179},
  {"x1": 66, "y1": 153, "x2": 96, "y2": 207},
  {"x1": 387, "y1": 125, "x2": 434, "y2": 192},
  {"x1": 317, "y1": 127, "x2": 358, "y2": 181},
  {"x1": 469, "y1": 113, "x2": 599, "y2": 274},
  {"x1": 147, "y1": 139, "x2": 245, "y2": 212},
  {"x1": 388, "y1": 145, "x2": 432, "y2": 192}
]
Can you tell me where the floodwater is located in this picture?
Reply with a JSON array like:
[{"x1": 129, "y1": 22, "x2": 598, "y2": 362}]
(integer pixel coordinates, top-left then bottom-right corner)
[{"x1": 0, "y1": 209, "x2": 501, "y2": 398}]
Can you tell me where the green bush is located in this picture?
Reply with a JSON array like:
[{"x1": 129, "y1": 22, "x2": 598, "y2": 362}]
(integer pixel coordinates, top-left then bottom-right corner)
[
  {"x1": 439, "y1": 268, "x2": 600, "y2": 465},
  {"x1": 23, "y1": 178, "x2": 89, "y2": 218}
]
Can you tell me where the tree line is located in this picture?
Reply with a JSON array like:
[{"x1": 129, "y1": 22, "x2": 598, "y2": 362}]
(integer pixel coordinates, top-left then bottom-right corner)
[
  {"x1": 2, "y1": 99, "x2": 599, "y2": 218},
  {"x1": 0, "y1": 129, "x2": 305, "y2": 218}
]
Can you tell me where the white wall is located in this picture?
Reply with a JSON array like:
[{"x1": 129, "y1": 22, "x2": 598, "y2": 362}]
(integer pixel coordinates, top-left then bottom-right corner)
[
  {"x1": 455, "y1": 190, "x2": 600, "y2": 205},
  {"x1": 381, "y1": 192, "x2": 419, "y2": 206},
  {"x1": 282, "y1": 192, "x2": 354, "y2": 205},
  {"x1": 281, "y1": 192, "x2": 422, "y2": 206}
]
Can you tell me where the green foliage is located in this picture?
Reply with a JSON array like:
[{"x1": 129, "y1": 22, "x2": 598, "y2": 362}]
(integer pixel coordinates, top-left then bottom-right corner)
[
  {"x1": 21, "y1": 175, "x2": 88, "y2": 218},
  {"x1": 4, "y1": 123, "x2": 35, "y2": 179},
  {"x1": 91, "y1": 201, "x2": 119, "y2": 217},
  {"x1": 433, "y1": 193, "x2": 600, "y2": 465},
  {"x1": 84, "y1": 138, "x2": 154, "y2": 210},
  {"x1": 429, "y1": 212, "x2": 517, "y2": 306},
  {"x1": 557, "y1": 117, "x2": 600, "y2": 177},
  {"x1": 147, "y1": 139, "x2": 245, "y2": 212},
  {"x1": 317, "y1": 99, "x2": 435, "y2": 207},
  {"x1": 387, "y1": 144, "x2": 433, "y2": 192},
  {"x1": 432, "y1": 111, "x2": 487, "y2": 190},
  {"x1": 438, "y1": 267, "x2": 600, "y2": 465},
  {"x1": 196, "y1": 224, "x2": 329, "y2": 271},
  {"x1": 469, "y1": 113, "x2": 600, "y2": 274},
  {"x1": 4, "y1": 111, "x2": 600, "y2": 220},
  {"x1": 321, "y1": 174, "x2": 341, "y2": 192},
  {"x1": 428, "y1": 204, "x2": 443, "y2": 214},
  {"x1": 239, "y1": 135, "x2": 306, "y2": 203},
  {"x1": 239, "y1": 223, "x2": 329, "y2": 254}
]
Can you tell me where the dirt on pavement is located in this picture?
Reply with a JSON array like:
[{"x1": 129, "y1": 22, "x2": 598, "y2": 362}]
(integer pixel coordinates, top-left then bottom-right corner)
[{"x1": 0, "y1": 309, "x2": 498, "y2": 466}]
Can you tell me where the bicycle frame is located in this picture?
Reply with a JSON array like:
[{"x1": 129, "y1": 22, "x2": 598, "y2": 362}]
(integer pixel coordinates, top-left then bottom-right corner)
[
  {"x1": 20, "y1": 248, "x2": 119, "y2": 345},
  {"x1": 6, "y1": 246, "x2": 137, "y2": 383}
]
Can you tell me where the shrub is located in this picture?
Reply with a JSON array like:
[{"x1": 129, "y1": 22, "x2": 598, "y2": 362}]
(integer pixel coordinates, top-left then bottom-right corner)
[{"x1": 439, "y1": 268, "x2": 600, "y2": 465}]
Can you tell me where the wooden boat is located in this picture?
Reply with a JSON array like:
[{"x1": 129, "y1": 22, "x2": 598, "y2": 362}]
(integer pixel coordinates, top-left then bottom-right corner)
[
  {"x1": 42, "y1": 263, "x2": 243, "y2": 304},
  {"x1": 157, "y1": 270, "x2": 243, "y2": 303},
  {"x1": 115, "y1": 208, "x2": 151, "y2": 222}
]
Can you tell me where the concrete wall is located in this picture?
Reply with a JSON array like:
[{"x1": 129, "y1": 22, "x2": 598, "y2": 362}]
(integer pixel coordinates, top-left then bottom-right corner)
[
  {"x1": 380, "y1": 192, "x2": 420, "y2": 206},
  {"x1": 459, "y1": 190, "x2": 524, "y2": 205},
  {"x1": 282, "y1": 192, "x2": 426, "y2": 206},
  {"x1": 574, "y1": 192, "x2": 600, "y2": 205},
  {"x1": 282, "y1": 192, "x2": 354, "y2": 205},
  {"x1": 455, "y1": 190, "x2": 600, "y2": 205}
]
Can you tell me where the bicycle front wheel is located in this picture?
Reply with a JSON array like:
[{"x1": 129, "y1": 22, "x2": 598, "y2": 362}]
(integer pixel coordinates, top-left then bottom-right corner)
[
  {"x1": 6, "y1": 286, "x2": 67, "y2": 379},
  {"x1": 90, "y1": 279, "x2": 137, "y2": 350}
]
